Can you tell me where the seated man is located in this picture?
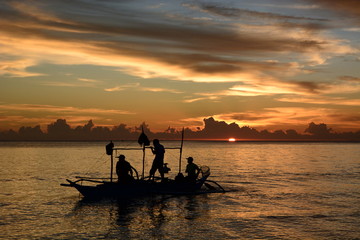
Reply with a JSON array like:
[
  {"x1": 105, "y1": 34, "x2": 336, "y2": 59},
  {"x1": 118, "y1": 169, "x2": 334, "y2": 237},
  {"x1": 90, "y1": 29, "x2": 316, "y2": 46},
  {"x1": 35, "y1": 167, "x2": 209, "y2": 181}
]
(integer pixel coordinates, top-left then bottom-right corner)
[
  {"x1": 116, "y1": 154, "x2": 133, "y2": 183},
  {"x1": 185, "y1": 157, "x2": 200, "y2": 182}
]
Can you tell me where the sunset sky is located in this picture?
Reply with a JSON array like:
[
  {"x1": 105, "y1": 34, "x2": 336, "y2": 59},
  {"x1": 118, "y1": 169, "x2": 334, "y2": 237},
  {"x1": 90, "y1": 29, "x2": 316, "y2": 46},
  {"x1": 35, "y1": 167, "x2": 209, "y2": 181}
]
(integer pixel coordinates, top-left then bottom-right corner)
[{"x1": 0, "y1": 0, "x2": 359, "y2": 133}]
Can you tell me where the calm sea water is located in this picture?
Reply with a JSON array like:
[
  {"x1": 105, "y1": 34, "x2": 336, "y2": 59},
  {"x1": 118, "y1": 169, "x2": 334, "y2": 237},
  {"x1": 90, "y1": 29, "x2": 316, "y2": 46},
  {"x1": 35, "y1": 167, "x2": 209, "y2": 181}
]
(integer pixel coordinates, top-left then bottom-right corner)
[{"x1": 0, "y1": 141, "x2": 359, "y2": 240}]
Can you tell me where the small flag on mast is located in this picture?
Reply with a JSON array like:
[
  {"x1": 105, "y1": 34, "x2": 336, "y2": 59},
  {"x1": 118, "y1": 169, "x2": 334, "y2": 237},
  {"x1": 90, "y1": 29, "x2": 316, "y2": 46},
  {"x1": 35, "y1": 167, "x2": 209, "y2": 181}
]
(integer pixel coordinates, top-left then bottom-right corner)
[
  {"x1": 105, "y1": 141, "x2": 114, "y2": 155},
  {"x1": 138, "y1": 126, "x2": 150, "y2": 146}
]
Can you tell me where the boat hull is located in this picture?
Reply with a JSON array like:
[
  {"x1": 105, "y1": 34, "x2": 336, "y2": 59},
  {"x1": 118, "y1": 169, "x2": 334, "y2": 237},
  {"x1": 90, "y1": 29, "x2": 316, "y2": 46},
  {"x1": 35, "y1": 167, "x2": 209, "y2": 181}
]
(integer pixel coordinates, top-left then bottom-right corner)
[{"x1": 68, "y1": 176, "x2": 209, "y2": 199}]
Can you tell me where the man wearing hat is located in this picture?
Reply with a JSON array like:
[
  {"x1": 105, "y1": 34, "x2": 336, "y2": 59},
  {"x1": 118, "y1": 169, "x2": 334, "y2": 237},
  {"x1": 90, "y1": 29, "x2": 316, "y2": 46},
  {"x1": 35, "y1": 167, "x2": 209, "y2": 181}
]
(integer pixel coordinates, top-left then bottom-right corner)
[
  {"x1": 185, "y1": 157, "x2": 200, "y2": 182},
  {"x1": 116, "y1": 154, "x2": 133, "y2": 183}
]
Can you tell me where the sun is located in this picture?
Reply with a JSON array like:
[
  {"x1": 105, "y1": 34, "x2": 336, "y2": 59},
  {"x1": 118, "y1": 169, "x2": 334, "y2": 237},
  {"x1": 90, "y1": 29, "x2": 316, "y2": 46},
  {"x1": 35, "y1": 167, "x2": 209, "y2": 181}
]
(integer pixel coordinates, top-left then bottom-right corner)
[{"x1": 228, "y1": 138, "x2": 236, "y2": 142}]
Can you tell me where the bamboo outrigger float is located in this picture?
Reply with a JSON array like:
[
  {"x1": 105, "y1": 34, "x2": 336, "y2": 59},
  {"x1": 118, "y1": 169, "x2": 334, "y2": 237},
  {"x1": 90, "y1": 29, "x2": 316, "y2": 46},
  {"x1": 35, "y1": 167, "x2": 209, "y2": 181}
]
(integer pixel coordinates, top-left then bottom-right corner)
[{"x1": 61, "y1": 129, "x2": 225, "y2": 199}]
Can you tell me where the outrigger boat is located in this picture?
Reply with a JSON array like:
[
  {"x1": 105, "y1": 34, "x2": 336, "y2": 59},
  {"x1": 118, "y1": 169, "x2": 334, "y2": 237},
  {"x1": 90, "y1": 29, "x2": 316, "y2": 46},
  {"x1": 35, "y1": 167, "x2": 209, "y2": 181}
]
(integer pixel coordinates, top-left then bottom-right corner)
[{"x1": 61, "y1": 129, "x2": 225, "y2": 199}]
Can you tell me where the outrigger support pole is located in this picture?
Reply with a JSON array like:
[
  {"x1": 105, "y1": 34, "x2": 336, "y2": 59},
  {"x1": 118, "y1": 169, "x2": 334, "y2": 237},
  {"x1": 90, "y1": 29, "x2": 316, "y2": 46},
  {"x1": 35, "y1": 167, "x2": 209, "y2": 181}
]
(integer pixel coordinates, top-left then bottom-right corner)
[{"x1": 179, "y1": 127, "x2": 184, "y2": 173}]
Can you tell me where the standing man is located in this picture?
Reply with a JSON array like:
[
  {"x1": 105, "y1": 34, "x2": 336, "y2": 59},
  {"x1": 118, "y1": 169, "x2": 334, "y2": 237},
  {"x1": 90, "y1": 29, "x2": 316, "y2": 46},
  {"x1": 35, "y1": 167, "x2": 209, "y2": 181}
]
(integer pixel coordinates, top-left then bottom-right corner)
[{"x1": 149, "y1": 139, "x2": 165, "y2": 181}]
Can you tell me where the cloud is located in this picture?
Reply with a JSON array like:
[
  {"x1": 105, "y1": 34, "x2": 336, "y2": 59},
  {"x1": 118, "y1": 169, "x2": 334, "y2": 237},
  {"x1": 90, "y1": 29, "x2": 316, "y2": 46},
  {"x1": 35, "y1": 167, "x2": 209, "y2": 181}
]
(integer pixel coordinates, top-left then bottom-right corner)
[
  {"x1": 140, "y1": 87, "x2": 183, "y2": 94},
  {"x1": 305, "y1": 0, "x2": 360, "y2": 24},
  {"x1": 292, "y1": 81, "x2": 330, "y2": 93},
  {"x1": 184, "y1": 73, "x2": 360, "y2": 103},
  {"x1": 1, "y1": 1, "x2": 356, "y2": 128},
  {"x1": 0, "y1": 103, "x2": 136, "y2": 131},
  {"x1": 0, "y1": 0, "x2": 355, "y2": 87},
  {"x1": 0, "y1": 103, "x2": 134, "y2": 115},
  {"x1": 339, "y1": 75, "x2": 360, "y2": 82},
  {"x1": 177, "y1": 107, "x2": 348, "y2": 132},
  {"x1": 207, "y1": 107, "x2": 360, "y2": 131},
  {"x1": 41, "y1": 81, "x2": 100, "y2": 88},
  {"x1": 197, "y1": 3, "x2": 327, "y2": 22},
  {"x1": 343, "y1": 27, "x2": 360, "y2": 32},
  {"x1": 77, "y1": 78, "x2": 101, "y2": 83},
  {"x1": 0, "y1": 58, "x2": 43, "y2": 77},
  {"x1": 183, "y1": 95, "x2": 220, "y2": 103},
  {"x1": 183, "y1": 77, "x2": 341, "y2": 103},
  {"x1": 277, "y1": 96, "x2": 360, "y2": 106},
  {"x1": 0, "y1": 0, "x2": 359, "y2": 134},
  {"x1": 212, "y1": 108, "x2": 313, "y2": 128},
  {"x1": 254, "y1": 3, "x2": 320, "y2": 10},
  {"x1": 104, "y1": 82, "x2": 182, "y2": 94},
  {"x1": 228, "y1": 85, "x2": 292, "y2": 96},
  {"x1": 104, "y1": 83, "x2": 140, "y2": 92}
]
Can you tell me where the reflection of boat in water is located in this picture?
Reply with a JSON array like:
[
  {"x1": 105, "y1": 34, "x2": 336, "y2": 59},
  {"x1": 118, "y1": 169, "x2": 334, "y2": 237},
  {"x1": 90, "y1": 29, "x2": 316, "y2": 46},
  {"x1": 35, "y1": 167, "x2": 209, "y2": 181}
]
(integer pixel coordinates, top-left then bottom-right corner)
[{"x1": 61, "y1": 130, "x2": 225, "y2": 199}]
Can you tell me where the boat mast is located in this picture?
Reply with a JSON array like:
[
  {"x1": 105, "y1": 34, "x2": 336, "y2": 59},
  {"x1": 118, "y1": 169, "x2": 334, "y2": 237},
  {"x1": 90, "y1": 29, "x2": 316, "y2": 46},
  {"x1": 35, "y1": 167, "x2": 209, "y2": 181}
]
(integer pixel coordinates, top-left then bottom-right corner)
[
  {"x1": 106, "y1": 141, "x2": 115, "y2": 183},
  {"x1": 179, "y1": 127, "x2": 184, "y2": 173},
  {"x1": 110, "y1": 153, "x2": 113, "y2": 182},
  {"x1": 142, "y1": 144, "x2": 145, "y2": 179},
  {"x1": 138, "y1": 125, "x2": 150, "y2": 179}
]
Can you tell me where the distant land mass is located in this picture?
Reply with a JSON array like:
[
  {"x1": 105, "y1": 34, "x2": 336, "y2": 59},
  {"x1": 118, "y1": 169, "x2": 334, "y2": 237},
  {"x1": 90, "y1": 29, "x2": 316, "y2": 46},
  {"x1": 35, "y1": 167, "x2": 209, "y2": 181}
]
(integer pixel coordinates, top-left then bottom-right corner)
[{"x1": 1, "y1": 117, "x2": 359, "y2": 142}]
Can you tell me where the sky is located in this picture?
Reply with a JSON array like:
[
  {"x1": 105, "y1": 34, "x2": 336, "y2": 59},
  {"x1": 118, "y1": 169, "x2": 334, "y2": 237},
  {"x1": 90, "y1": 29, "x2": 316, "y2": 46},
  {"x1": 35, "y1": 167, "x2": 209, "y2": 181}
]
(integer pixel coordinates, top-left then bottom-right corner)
[{"x1": 0, "y1": 0, "x2": 359, "y2": 133}]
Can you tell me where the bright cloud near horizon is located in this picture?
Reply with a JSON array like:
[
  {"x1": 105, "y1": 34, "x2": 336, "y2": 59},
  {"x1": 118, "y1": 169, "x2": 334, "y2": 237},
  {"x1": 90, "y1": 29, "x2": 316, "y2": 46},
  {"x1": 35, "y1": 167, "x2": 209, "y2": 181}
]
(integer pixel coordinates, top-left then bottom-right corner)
[{"x1": 0, "y1": 0, "x2": 359, "y2": 133}]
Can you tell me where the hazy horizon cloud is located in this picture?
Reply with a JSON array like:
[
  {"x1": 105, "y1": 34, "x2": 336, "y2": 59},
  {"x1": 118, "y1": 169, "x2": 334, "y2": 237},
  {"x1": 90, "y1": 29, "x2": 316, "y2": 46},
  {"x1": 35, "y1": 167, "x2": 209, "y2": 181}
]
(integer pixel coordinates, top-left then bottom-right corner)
[{"x1": 1, "y1": 117, "x2": 359, "y2": 141}]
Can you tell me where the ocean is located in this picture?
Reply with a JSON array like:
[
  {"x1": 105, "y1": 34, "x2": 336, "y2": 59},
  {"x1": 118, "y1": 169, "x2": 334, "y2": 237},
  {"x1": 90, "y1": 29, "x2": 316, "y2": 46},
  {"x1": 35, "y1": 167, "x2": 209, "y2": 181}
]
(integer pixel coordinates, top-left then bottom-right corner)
[{"x1": 0, "y1": 141, "x2": 359, "y2": 239}]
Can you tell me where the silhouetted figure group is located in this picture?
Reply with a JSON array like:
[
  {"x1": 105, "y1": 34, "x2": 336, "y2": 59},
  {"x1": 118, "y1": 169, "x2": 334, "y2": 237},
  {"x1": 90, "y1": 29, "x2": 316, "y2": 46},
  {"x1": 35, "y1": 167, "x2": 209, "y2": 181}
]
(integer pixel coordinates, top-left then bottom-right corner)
[{"x1": 112, "y1": 139, "x2": 200, "y2": 184}]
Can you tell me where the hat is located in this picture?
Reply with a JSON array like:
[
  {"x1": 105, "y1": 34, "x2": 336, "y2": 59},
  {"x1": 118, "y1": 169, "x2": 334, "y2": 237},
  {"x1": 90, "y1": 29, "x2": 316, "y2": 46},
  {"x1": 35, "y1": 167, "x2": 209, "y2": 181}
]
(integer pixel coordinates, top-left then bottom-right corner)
[
  {"x1": 116, "y1": 154, "x2": 125, "y2": 159},
  {"x1": 186, "y1": 157, "x2": 193, "y2": 161}
]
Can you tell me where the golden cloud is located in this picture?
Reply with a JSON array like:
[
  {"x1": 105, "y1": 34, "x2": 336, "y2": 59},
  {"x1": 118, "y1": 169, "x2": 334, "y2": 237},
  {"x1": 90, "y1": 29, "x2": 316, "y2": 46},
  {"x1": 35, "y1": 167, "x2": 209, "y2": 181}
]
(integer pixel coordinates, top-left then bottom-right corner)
[
  {"x1": 0, "y1": 103, "x2": 134, "y2": 115},
  {"x1": 0, "y1": 0, "x2": 356, "y2": 88}
]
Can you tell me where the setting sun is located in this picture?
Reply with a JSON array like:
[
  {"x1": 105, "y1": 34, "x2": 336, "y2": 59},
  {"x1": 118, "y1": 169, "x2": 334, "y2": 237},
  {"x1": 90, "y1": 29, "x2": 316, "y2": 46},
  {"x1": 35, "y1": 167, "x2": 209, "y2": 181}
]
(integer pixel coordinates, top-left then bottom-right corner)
[{"x1": 228, "y1": 138, "x2": 236, "y2": 142}]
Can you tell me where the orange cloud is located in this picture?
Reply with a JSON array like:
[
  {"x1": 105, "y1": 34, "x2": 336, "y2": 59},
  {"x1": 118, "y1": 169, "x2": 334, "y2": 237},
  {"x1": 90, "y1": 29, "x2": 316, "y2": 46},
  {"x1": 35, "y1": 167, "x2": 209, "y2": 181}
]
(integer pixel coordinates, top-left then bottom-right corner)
[
  {"x1": 0, "y1": 1, "x2": 359, "y2": 133},
  {"x1": 204, "y1": 107, "x2": 360, "y2": 131},
  {"x1": 0, "y1": 58, "x2": 43, "y2": 77},
  {"x1": 0, "y1": 103, "x2": 134, "y2": 115},
  {"x1": 277, "y1": 96, "x2": 360, "y2": 106},
  {"x1": 305, "y1": 0, "x2": 360, "y2": 24},
  {"x1": 0, "y1": 0, "x2": 356, "y2": 86},
  {"x1": 0, "y1": 103, "x2": 136, "y2": 131}
]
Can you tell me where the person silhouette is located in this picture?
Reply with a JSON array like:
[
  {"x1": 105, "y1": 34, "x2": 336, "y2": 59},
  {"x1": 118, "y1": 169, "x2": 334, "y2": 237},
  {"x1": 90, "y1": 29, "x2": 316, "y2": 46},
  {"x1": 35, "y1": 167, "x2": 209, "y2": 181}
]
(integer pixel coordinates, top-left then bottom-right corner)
[
  {"x1": 149, "y1": 139, "x2": 165, "y2": 181},
  {"x1": 116, "y1": 154, "x2": 133, "y2": 183},
  {"x1": 185, "y1": 157, "x2": 200, "y2": 182}
]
